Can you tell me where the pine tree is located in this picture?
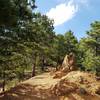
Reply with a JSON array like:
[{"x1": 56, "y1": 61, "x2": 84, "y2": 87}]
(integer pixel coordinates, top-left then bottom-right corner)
[{"x1": 79, "y1": 21, "x2": 100, "y2": 75}]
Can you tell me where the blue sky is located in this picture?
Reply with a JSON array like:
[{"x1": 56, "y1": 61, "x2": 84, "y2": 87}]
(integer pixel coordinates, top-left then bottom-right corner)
[{"x1": 35, "y1": 0, "x2": 100, "y2": 40}]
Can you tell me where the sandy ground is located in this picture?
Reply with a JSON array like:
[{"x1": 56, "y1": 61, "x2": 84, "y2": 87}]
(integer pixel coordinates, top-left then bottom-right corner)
[
  {"x1": 0, "y1": 71, "x2": 100, "y2": 100},
  {"x1": 23, "y1": 73, "x2": 60, "y2": 89}
]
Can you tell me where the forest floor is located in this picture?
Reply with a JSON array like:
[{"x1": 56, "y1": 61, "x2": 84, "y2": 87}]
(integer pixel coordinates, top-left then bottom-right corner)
[{"x1": 0, "y1": 71, "x2": 100, "y2": 100}]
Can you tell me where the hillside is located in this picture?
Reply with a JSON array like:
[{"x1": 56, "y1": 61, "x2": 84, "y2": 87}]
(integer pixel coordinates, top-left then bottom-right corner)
[{"x1": 0, "y1": 71, "x2": 100, "y2": 100}]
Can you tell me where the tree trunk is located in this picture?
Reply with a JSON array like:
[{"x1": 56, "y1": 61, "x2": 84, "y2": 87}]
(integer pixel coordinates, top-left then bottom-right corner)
[
  {"x1": 32, "y1": 63, "x2": 35, "y2": 77},
  {"x1": 95, "y1": 36, "x2": 98, "y2": 56},
  {"x1": 56, "y1": 64, "x2": 59, "y2": 71},
  {"x1": 2, "y1": 71, "x2": 5, "y2": 92},
  {"x1": 41, "y1": 56, "x2": 45, "y2": 71},
  {"x1": 32, "y1": 52, "x2": 37, "y2": 77},
  {"x1": 2, "y1": 80, "x2": 5, "y2": 92}
]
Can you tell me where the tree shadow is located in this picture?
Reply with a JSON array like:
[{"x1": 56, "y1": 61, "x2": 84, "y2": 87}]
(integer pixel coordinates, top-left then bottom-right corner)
[
  {"x1": 0, "y1": 83, "x2": 59, "y2": 100},
  {"x1": 0, "y1": 83, "x2": 100, "y2": 100}
]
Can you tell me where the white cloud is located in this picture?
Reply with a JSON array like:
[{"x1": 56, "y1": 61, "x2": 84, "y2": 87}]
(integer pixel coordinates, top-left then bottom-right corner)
[
  {"x1": 56, "y1": 0, "x2": 89, "y2": 5},
  {"x1": 46, "y1": 0, "x2": 78, "y2": 26},
  {"x1": 56, "y1": 0, "x2": 67, "y2": 3},
  {"x1": 77, "y1": 0, "x2": 88, "y2": 4},
  {"x1": 73, "y1": 0, "x2": 89, "y2": 7}
]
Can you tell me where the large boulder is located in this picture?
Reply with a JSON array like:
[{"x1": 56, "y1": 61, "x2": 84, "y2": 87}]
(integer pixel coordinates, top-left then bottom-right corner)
[
  {"x1": 53, "y1": 53, "x2": 77, "y2": 78},
  {"x1": 61, "y1": 52, "x2": 77, "y2": 71}
]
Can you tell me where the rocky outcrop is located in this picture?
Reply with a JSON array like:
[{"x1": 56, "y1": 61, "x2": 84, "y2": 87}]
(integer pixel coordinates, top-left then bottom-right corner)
[{"x1": 53, "y1": 53, "x2": 77, "y2": 78}]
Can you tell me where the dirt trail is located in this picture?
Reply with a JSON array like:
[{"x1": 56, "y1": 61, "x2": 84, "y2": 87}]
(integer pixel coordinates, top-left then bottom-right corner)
[
  {"x1": 23, "y1": 73, "x2": 60, "y2": 89},
  {"x1": 0, "y1": 71, "x2": 100, "y2": 100},
  {"x1": 0, "y1": 73, "x2": 60, "y2": 100}
]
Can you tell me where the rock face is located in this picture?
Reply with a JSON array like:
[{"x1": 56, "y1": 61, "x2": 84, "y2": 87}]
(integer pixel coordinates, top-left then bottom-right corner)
[
  {"x1": 53, "y1": 53, "x2": 77, "y2": 78},
  {"x1": 61, "y1": 52, "x2": 77, "y2": 71}
]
